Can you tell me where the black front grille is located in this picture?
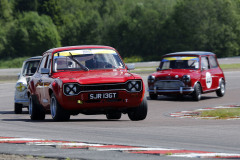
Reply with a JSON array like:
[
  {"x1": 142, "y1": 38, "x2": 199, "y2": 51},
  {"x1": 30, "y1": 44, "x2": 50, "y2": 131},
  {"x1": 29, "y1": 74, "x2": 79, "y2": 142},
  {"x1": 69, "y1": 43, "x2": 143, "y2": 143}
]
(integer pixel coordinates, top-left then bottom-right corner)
[{"x1": 80, "y1": 84, "x2": 125, "y2": 91}]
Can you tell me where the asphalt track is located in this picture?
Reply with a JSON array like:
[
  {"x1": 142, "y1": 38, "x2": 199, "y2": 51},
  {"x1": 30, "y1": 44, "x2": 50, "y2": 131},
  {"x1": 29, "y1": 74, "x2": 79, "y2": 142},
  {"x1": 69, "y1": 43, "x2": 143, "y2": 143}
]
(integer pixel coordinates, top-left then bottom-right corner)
[{"x1": 0, "y1": 66, "x2": 240, "y2": 159}]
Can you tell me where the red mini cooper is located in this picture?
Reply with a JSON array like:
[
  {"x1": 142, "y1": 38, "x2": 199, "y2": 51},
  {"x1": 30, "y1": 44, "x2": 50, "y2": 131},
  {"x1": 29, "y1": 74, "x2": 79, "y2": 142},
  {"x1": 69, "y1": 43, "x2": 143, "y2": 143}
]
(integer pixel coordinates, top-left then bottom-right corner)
[
  {"x1": 28, "y1": 45, "x2": 147, "y2": 121},
  {"x1": 148, "y1": 51, "x2": 225, "y2": 101}
]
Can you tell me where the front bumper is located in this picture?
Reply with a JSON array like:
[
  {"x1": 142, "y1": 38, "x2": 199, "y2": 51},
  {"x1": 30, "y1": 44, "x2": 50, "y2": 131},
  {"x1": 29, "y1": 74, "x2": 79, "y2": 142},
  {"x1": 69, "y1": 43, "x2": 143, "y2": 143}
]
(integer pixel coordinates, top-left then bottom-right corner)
[
  {"x1": 148, "y1": 87, "x2": 194, "y2": 94},
  {"x1": 58, "y1": 90, "x2": 144, "y2": 111},
  {"x1": 14, "y1": 90, "x2": 29, "y2": 106}
]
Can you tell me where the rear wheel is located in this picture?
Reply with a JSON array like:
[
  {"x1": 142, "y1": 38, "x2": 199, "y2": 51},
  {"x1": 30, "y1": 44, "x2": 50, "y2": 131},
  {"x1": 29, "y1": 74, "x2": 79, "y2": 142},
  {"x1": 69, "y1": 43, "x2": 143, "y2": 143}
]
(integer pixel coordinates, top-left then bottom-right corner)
[
  {"x1": 29, "y1": 95, "x2": 45, "y2": 120},
  {"x1": 128, "y1": 97, "x2": 148, "y2": 121},
  {"x1": 149, "y1": 93, "x2": 158, "y2": 100},
  {"x1": 192, "y1": 83, "x2": 201, "y2": 101},
  {"x1": 106, "y1": 112, "x2": 122, "y2": 120},
  {"x1": 14, "y1": 103, "x2": 22, "y2": 114},
  {"x1": 50, "y1": 93, "x2": 70, "y2": 121},
  {"x1": 216, "y1": 80, "x2": 225, "y2": 97}
]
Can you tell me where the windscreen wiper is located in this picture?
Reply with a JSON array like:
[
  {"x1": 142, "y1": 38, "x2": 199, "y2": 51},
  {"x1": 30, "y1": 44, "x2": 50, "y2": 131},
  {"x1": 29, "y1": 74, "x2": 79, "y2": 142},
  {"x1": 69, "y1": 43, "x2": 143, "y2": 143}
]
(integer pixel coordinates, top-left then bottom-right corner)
[{"x1": 68, "y1": 52, "x2": 89, "y2": 71}]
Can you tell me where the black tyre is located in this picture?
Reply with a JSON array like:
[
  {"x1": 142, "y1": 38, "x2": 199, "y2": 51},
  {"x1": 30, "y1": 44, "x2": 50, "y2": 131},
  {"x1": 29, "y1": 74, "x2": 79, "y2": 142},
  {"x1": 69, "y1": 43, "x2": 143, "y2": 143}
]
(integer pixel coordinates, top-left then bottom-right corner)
[
  {"x1": 216, "y1": 80, "x2": 225, "y2": 97},
  {"x1": 149, "y1": 93, "x2": 158, "y2": 100},
  {"x1": 50, "y1": 93, "x2": 70, "y2": 121},
  {"x1": 192, "y1": 83, "x2": 201, "y2": 101},
  {"x1": 29, "y1": 95, "x2": 45, "y2": 120},
  {"x1": 128, "y1": 97, "x2": 148, "y2": 121},
  {"x1": 14, "y1": 103, "x2": 22, "y2": 114},
  {"x1": 106, "y1": 112, "x2": 122, "y2": 120}
]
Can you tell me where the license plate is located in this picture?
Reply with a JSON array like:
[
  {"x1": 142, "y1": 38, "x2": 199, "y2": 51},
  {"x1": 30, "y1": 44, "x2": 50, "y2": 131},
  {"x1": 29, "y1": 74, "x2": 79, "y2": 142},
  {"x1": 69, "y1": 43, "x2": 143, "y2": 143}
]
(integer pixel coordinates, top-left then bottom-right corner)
[{"x1": 88, "y1": 93, "x2": 118, "y2": 100}]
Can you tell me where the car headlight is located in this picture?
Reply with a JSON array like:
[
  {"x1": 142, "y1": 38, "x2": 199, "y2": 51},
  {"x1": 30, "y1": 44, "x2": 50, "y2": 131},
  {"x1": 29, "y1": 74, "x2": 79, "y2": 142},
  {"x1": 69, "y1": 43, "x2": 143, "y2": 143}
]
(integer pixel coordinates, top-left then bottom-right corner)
[
  {"x1": 182, "y1": 75, "x2": 191, "y2": 83},
  {"x1": 64, "y1": 83, "x2": 80, "y2": 95},
  {"x1": 16, "y1": 82, "x2": 27, "y2": 92},
  {"x1": 148, "y1": 75, "x2": 155, "y2": 83},
  {"x1": 126, "y1": 80, "x2": 142, "y2": 92}
]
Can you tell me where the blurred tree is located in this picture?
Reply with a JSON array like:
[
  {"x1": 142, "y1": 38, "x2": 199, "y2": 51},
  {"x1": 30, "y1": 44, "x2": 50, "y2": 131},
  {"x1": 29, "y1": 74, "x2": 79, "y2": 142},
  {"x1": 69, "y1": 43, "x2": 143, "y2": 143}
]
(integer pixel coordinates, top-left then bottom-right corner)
[
  {"x1": 14, "y1": 0, "x2": 38, "y2": 12},
  {"x1": 38, "y1": 0, "x2": 63, "y2": 26},
  {"x1": 0, "y1": 0, "x2": 13, "y2": 21},
  {"x1": 161, "y1": 0, "x2": 240, "y2": 57},
  {"x1": 6, "y1": 12, "x2": 61, "y2": 58}
]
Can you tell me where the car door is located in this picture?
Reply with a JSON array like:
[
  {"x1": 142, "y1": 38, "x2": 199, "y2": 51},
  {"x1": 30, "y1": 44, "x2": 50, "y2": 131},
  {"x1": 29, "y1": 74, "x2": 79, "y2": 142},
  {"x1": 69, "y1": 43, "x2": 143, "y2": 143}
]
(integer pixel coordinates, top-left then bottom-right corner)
[
  {"x1": 40, "y1": 54, "x2": 53, "y2": 108},
  {"x1": 35, "y1": 56, "x2": 47, "y2": 105},
  {"x1": 200, "y1": 56, "x2": 213, "y2": 92},
  {"x1": 208, "y1": 55, "x2": 221, "y2": 89}
]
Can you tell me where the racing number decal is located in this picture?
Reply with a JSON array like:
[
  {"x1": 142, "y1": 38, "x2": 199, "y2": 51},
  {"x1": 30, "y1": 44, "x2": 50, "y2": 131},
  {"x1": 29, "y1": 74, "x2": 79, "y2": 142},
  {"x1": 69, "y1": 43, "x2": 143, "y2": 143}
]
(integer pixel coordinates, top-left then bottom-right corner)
[{"x1": 206, "y1": 72, "x2": 212, "y2": 88}]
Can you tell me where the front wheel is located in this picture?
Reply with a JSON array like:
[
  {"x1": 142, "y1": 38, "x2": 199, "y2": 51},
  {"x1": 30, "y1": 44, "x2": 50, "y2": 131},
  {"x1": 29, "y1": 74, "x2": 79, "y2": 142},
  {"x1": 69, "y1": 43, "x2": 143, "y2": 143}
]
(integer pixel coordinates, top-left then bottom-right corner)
[
  {"x1": 192, "y1": 83, "x2": 201, "y2": 101},
  {"x1": 50, "y1": 93, "x2": 70, "y2": 121},
  {"x1": 128, "y1": 97, "x2": 148, "y2": 121},
  {"x1": 29, "y1": 95, "x2": 45, "y2": 120},
  {"x1": 216, "y1": 80, "x2": 225, "y2": 97}
]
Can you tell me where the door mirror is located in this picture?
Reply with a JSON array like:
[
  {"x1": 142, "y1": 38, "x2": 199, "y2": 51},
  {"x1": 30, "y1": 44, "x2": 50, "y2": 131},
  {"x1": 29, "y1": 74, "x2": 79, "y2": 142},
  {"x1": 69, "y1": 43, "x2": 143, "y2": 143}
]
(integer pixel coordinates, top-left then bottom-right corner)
[
  {"x1": 201, "y1": 66, "x2": 206, "y2": 71},
  {"x1": 126, "y1": 64, "x2": 135, "y2": 70},
  {"x1": 156, "y1": 67, "x2": 161, "y2": 71},
  {"x1": 17, "y1": 73, "x2": 20, "y2": 79},
  {"x1": 40, "y1": 68, "x2": 50, "y2": 74}
]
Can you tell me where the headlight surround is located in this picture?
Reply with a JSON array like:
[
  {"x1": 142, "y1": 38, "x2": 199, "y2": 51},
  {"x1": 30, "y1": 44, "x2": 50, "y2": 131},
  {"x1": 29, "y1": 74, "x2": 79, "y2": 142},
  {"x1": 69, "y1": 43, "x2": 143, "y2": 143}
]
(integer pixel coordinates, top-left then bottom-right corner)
[
  {"x1": 126, "y1": 80, "x2": 142, "y2": 92},
  {"x1": 182, "y1": 75, "x2": 191, "y2": 83},
  {"x1": 148, "y1": 75, "x2": 155, "y2": 83},
  {"x1": 16, "y1": 82, "x2": 27, "y2": 92},
  {"x1": 63, "y1": 83, "x2": 81, "y2": 96}
]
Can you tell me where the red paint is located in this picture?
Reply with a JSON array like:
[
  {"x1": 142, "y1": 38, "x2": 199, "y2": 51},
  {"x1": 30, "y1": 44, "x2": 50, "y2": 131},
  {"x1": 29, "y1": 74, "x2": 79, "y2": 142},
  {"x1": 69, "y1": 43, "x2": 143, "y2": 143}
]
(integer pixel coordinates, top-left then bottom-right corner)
[{"x1": 91, "y1": 145, "x2": 137, "y2": 148}]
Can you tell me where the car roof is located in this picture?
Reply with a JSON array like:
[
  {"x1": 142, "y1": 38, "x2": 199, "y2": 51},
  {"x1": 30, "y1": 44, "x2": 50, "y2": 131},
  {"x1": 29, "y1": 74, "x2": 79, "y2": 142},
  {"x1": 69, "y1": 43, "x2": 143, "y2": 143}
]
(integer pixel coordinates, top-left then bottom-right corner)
[
  {"x1": 44, "y1": 45, "x2": 116, "y2": 54},
  {"x1": 164, "y1": 51, "x2": 215, "y2": 57},
  {"x1": 25, "y1": 56, "x2": 42, "y2": 61}
]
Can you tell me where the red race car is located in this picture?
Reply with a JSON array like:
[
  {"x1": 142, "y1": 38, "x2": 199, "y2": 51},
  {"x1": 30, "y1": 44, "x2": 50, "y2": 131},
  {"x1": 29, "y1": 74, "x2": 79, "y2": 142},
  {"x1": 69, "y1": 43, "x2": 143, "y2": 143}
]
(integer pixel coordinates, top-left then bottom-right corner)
[
  {"x1": 148, "y1": 51, "x2": 225, "y2": 101},
  {"x1": 28, "y1": 45, "x2": 147, "y2": 121}
]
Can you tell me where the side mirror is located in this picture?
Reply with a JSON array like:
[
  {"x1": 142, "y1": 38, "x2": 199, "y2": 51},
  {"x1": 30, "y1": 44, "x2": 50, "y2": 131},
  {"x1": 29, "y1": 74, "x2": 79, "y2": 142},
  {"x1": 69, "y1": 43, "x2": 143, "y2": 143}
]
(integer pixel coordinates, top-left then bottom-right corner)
[
  {"x1": 126, "y1": 64, "x2": 135, "y2": 70},
  {"x1": 40, "y1": 68, "x2": 50, "y2": 74},
  {"x1": 17, "y1": 73, "x2": 20, "y2": 79},
  {"x1": 156, "y1": 67, "x2": 161, "y2": 71}
]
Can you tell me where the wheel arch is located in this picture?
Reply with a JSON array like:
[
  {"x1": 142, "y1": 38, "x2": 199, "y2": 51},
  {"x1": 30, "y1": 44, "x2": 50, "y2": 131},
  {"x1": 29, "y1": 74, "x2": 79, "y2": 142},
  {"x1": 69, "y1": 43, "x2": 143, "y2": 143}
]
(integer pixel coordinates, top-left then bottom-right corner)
[{"x1": 193, "y1": 81, "x2": 203, "y2": 93}]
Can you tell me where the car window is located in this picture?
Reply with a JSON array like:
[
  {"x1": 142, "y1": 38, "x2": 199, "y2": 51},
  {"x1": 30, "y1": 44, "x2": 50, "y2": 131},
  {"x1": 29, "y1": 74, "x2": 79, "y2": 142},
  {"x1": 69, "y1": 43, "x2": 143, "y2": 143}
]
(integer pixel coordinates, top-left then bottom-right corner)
[
  {"x1": 160, "y1": 56, "x2": 199, "y2": 70},
  {"x1": 53, "y1": 49, "x2": 125, "y2": 72},
  {"x1": 37, "y1": 56, "x2": 47, "y2": 73},
  {"x1": 22, "y1": 60, "x2": 40, "y2": 76},
  {"x1": 46, "y1": 55, "x2": 52, "y2": 69},
  {"x1": 209, "y1": 56, "x2": 218, "y2": 68},
  {"x1": 201, "y1": 56, "x2": 210, "y2": 70}
]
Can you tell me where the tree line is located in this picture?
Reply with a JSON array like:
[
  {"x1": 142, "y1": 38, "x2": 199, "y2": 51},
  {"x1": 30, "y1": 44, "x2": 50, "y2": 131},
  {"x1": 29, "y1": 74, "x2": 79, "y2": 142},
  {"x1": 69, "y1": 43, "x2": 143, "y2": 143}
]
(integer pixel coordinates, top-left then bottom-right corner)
[{"x1": 0, "y1": 0, "x2": 240, "y2": 61}]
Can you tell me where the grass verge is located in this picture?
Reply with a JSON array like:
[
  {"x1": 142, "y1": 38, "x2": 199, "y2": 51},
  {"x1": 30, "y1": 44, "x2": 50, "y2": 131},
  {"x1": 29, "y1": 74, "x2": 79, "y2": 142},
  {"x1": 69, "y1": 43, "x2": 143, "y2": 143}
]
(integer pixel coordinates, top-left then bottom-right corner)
[
  {"x1": 220, "y1": 63, "x2": 240, "y2": 70},
  {"x1": 0, "y1": 57, "x2": 29, "y2": 69},
  {"x1": 199, "y1": 108, "x2": 240, "y2": 119}
]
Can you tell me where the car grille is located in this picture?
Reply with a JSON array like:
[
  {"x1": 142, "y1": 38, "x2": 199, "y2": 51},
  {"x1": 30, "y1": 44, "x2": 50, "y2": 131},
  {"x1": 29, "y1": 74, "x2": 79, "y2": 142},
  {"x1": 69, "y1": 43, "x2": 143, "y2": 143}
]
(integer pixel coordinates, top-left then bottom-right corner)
[
  {"x1": 155, "y1": 80, "x2": 185, "y2": 89},
  {"x1": 80, "y1": 84, "x2": 125, "y2": 91}
]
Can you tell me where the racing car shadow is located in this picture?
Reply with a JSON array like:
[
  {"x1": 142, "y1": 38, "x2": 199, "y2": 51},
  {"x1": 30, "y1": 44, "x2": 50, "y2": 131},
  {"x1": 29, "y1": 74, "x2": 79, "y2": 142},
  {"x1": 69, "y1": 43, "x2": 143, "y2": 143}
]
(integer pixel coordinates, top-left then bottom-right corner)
[
  {"x1": 1, "y1": 117, "x2": 128, "y2": 123},
  {"x1": 147, "y1": 95, "x2": 219, "y2": 102},
  {"x1": 0, "y1": 110, "x2": 29, "y2": 115},
  {"x1": 0, "y1": 111, "x2": 15, "y2": 114}
]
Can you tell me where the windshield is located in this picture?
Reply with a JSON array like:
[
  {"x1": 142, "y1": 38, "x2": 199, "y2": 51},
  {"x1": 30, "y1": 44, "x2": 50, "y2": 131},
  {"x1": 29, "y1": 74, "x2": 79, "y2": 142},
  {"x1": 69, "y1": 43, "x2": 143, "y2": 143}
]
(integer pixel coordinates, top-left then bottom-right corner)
[
  {"x1": 160, "y1": 56, "x2": 199, "y2": 70},
  {"x1": 53, "y1": 49, "x2": 125, "y2": 72}
]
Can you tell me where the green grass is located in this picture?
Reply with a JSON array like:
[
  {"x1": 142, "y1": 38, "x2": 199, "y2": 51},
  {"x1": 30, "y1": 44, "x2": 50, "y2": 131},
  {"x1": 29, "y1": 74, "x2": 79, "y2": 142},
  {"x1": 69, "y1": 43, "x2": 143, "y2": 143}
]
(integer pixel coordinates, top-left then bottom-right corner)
[
  {"x1": 0, "y1": 57, "x2": 29, "y2": 68},
  {"x1": 200, "y1": 108, "x2": 240, "y2": 119},
  {"x1": 220, "y1": 63, "x2": 240, "y2": 69},
  {"x1": 123, "y1": 56, "x2": 143, "y2": 63}
]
